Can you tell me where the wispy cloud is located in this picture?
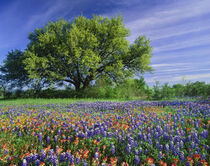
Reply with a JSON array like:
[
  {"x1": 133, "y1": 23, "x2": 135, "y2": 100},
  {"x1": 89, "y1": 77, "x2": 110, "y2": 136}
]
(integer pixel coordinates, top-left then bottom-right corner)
[
  {"x1": 146, "y1": 60, "x2": 210, "y2": 84},
  {"x1": 174, "y1": 73, "x2": 210, "y2": 81},
  {"x1": 24, "y1": 0, "x2": 73, "y2": 32},
  {"x1": 151, "y1": 63, "x2": 189, "y2": 68},
  {"x1": 126, "y1": 0, "x2": 210, "y2": 35},
  {"x1": 153, "y1": 35, "x2": 210, "y2": 53},
  {"x1": 151, "y1": 49, "x2": 210, "y2": 63},
  {"x1": 145, "y1": 73, "x2": 210, "y2": 84},
  {"x1": 142, "y1": 20, "x2": 210, "y2": 41}
]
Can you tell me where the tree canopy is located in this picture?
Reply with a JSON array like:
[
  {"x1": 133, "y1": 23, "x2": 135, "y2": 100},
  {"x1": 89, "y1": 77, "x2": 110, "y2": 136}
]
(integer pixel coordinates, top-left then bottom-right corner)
[
  {"x1": 24, "y1": 14, "x2": 152, "y2": 91},
  {"x1": 0, "y1": 49, "x2": 30, "y2": 89}
]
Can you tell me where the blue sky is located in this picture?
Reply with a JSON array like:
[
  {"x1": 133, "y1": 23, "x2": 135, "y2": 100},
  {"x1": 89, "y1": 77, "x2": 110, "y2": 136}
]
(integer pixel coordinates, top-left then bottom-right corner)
[{"x1": 0, "y1": 0, "x2": 210, "y2": 86}]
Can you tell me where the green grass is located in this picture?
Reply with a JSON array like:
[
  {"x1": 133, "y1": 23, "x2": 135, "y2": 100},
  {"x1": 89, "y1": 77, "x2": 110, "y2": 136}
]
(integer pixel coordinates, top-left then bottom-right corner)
[
  {"x1": 158, "y1": 97, "x2": 198, "y2": 101},
  {"x1": 0, "y1": 98, "x2": 133, "y2": 105}
]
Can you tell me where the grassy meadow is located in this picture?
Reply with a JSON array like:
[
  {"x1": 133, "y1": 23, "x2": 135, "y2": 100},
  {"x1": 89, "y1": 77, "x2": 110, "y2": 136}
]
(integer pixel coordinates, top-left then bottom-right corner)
[{"x1": 0, "y1": 98, "x2": 130, "y2": 106}]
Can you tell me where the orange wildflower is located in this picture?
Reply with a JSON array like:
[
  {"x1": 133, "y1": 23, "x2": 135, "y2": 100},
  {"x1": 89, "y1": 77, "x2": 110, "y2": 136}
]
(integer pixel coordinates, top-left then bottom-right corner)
[
  {"x1": 193, "y1": 154, "x2": 200, "y2": 160},
  {"x1": 40, "y1": 162, "x2": 46, "y2": 166},
  {"x1": 110, "y1": 157, "x2": 118, "y2": 166},
  {"x1": 159, "y1": 160, "x2": 164, "y2": 165},
  {"x1": 200, "y1": 160, "x2": 208, "y2": 166},
  {"x1": 121, "y1": 162, "x2": 129, "y2": 166},
  {"x1": 173, "y1": 158, "x2": 179, "y2": 164},
  {"x1": 102, "y1": 157, "x2": 108, "y2": 163},
  {"x1": 186, "y1": 157, "x2": 194, "y2": 164},
  {"x1": 103, "y1": 145, "x2": 106, "y2": 150},
  {"x1": 146, "y1": 157, "x2": 154, "y2": 164}
]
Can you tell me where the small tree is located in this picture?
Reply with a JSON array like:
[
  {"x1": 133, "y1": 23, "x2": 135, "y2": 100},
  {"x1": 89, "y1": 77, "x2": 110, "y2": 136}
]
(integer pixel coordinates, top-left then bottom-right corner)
[
  {"x1": 0, "y1": 49, "x2": 30, "y2": 89},
  {"x1": 153, "y1": 81, "x2": 162, "y2": 100}
]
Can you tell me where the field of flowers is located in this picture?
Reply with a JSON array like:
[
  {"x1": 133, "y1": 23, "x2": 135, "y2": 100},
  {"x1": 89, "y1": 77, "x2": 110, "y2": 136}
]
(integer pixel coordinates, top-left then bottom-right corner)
[{"x1": 0, "y1": 100, "x2": 209, "y2": 166}]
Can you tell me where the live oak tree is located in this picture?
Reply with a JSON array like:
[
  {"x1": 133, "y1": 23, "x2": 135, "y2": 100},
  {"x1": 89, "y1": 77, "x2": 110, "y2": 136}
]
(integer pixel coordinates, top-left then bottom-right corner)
[{"x1": 24, "y1": 14, "x2": 152, "y2": 91}]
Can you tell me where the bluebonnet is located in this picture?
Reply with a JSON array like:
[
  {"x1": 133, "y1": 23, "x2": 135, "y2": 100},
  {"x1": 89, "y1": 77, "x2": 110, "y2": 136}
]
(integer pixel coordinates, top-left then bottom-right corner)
[
  {"x1": 165, "y1": 144, "x2": 169, "y2": 153},
  {"x1": 159, "y1": 144, "x2": 163, "y2": 151},
  {"x1": 32, "y1": 153, "x2": 38, "y2": 161},
  {"x1": 170, "y1": 141, "x2": 174, "y2": 151},
  {"x1": 40, "y1": 151, "x2": 46, "y2": 161},
  {"x1": 159, "y1": 151, "x2": 162, "y2": 159},
  {"x1": 138, "y1": 147, "x2": 143, "y2": 155},
  {"x1": 55, "y1": 135, "x2": 58, "y2": 142},
  {"x1": 180, "y1": 151, "x2": 185, "y2": 161},
  {"x1": 83, "y1": 161, "x2": 88, "y2": 166},
  {"x1": 126, "y1": 144, "x2": 132, "y2": 154},
  {"x1": 4, "y1": 149, "x2": 8, "y2": 155},
  {"x1": 135, "y1": 155, "x2": 140, "y2": 165},
  {"x1": 59, "y1": 153, "x2": 66, "y2": 162},
  {"x1": 46, "y1": 136, "x2": 50, "y2": 143},
  {"x1": 97, "y1": 137, "x2": 101, "y2": 142},
  {"x1": 111, "y1": 145, "x2": 115, "y2": 154},
  {"x1": 138, "y1": 132, "x2": 142, "y2": 140},
  {"x1": 201, "y1": 153, "x2": 206, "y2": 160},
  {"x1": 191, "y1": 141, "x2": 195, "y2": 149},
  {"x1": 35, "y1": 159, "x2": 40, "y2": 166},
  {"x1": 135, "y1": 149, "x2": 139, "y2": 155},
  {"x1": 180, "y1": 140, "x2": 184, "y2": 148},
  {"x1": 21, "y1": 159, "x2": 27, "y2": 166},
  {"x1": 145, "y1": 149, "x2": 148, "y2": 154},
  {"x1": 49, "y1": 149, "x2": 54, "y2": 156},
  {"x1": 186, "y1": 161, "x2": 191, "y2": 166},
  {"x1": 94, "y1": 152, "x2": 99, "y2": 159},
  {"x1": 75, "y1": 157, "x2": 80, "y2": 164}
]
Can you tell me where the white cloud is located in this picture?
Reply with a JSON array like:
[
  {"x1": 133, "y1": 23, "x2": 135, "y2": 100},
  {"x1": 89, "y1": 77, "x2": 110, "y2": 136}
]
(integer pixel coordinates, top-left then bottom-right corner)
[
  {"x1": 142, "y1": 21, "x2": 210, "y2": 41},
  {"x1": 152, "y1": 35, "x2": 210, "y2": 53},
  {"x1": 151, "y1": 50, "x2": 210, "y2": 63},
  {"x1": 174, "y1": 73, "x2": 210, "y2": 81},
  {"x1": 126, "y1": 0, "x2": 210, "y2": 32},
  {"x1": 124, "y1": 0, "x2": 210, "y2": 46},
  {"x1": 145, "y1": 72, "x2": 210, "y2": 84},
  {"x1": 151, "y1": 63, "x2": 189, "y2": 68}
]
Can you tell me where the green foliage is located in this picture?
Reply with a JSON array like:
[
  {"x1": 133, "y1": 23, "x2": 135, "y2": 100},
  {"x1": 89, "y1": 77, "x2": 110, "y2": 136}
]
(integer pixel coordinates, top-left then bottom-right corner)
[
  {"x1": 24, "y1": 14, "x2": 152, "y2": 91},
  {"x1": 0, "y1": 49, "x2": 30, "y2": 89},
  {"x1": 0, "y1": 49, "x2": 53, "y2": 99},
  {"x1": 152, "y1": 81, "x2": 210, "y2": 100},
  {"x1": 184, "y1": 81, "x2": 209, "y2": 97},
  {"x1": 172, "y1": 83, "x2": 184, "y2": 97},
  {"x1": 125, "y1": 36, "x2": 153, "y2": 74},
  {"x1": 79, "y1": 77, "x2": 149, "y2": 99},
  {"x1": 152, "y1": 81, "x2": 162, "y2": 100},
  {"x1": 161, "y1": 83, "x2": 175, "y2": 99}
]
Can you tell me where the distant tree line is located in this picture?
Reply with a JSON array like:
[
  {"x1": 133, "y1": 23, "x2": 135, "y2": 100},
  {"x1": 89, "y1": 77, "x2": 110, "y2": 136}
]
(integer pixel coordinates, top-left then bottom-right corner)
[
  {"x1": 152, "y1": 81, "x2": 210, "y2": 100},
  {"x1": 0, "y1": 73, "x2": 209, "y2": 100}
]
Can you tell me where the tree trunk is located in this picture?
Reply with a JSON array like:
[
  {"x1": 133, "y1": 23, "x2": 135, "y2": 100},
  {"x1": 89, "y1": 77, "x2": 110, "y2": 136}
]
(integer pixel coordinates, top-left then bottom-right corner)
[
  {"x1": 82, "y1": 75, "x2": 93, "y2": 90},
  {"x1": 74, "y1": 82, "x2": 81, "y2": 92}
]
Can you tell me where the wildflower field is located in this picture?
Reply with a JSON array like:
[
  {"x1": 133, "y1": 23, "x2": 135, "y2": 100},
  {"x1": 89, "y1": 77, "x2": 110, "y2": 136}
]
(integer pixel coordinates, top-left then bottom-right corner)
[{"x1": 0, "y1": 100, "x2": 209, "y2": 166}]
